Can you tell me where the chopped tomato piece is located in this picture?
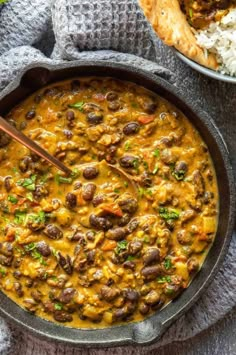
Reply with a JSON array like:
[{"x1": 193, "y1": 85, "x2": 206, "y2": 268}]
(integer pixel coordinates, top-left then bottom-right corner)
[
  {"x1": 101, "y1": 240, "x2": 117, "y2": 251},
  {"x1": 101, "y1": 203, "x2": 123, "y2": 217},
  {"x1": 138, "y1": 115, "x2": 155, "y2": 124}
]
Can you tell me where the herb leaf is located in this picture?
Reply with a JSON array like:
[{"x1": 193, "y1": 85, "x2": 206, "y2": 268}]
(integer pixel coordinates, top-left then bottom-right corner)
[
  {"x1": 153, "y1": 149, "x2": 160, "y2": 157},
  {"x1": 68, "y1": 101, "x2": 84, "y2": 111},
  {"x1": 14, "y1": 211, "x2": 27, "y2": 225},
  {"x1": 159, "y1": 207, "x2": 180, "y2": 220},
  {"x1": 116, "y1": 240, "x2": 128, "y2": 254},
  {"x1": 8, "y1": 195, "x2": 18, "y2": 204},
  {"x1": 17, "y1": 175, "x2": 37, "y2": 191},
  {"x1": 164, "y1": 258, "x2": 172, "y2": 270},
  {"x1": 54, "y1": 302, "x2": 63, "y2": 310},
  {"x1": 157, "y1": 276, "x2": 171, "y2": 284}
]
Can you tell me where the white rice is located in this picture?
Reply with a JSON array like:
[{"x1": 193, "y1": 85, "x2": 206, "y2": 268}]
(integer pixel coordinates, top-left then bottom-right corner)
[{"x1": 195, "y1": 8, "x2": 236, "y2": 76}]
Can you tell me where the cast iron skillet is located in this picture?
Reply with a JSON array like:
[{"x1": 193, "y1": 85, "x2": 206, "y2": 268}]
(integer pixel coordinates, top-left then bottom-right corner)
[{"x1": 0, "y1": 61, "x2": 235, "y2": 347}]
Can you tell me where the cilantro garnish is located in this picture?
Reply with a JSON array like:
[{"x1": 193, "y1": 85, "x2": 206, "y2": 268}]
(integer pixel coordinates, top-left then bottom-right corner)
[
  {"x1": 157, "y1": 276, "x2": 172, "y2": 284},
  {"x1": 116, "y1": 240, "x2": 128, "y2": 254},
  {"x1": 17, "y1": 174, "x2": 37, "y2": 191},
  {"x1": 159, "y1": 207, "x2": 180, "y2": 220},
  {"x1": 8, "y1": 195, "x2": 18, "y2": 204},
  {"x1": 164, "y1": 258, "x2": 172, "y2": 270},
  {"x1": 68, "y1": 101, "x2": 84, "y2": 111}
]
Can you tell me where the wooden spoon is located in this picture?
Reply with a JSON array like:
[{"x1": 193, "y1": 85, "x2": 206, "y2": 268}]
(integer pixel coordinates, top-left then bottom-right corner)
[{"x1": 0, "y1": 117, "x2": 138, "y2": 193}]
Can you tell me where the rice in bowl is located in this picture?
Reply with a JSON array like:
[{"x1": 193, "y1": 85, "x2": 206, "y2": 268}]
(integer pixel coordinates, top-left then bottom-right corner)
[{"x1": 196, "y1": 8, "x2": 236, "y2": 77}]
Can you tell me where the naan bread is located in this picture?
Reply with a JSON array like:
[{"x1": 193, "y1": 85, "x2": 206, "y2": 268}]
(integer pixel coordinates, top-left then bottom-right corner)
[{"x1": 139, "y1": 0, "x2": 218, "y2": 70}]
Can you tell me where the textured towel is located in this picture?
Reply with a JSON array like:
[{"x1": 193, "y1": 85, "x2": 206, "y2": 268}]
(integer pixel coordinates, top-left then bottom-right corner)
[{"x1": 0, "y1": 0, "x2": 235, "y2": 354}]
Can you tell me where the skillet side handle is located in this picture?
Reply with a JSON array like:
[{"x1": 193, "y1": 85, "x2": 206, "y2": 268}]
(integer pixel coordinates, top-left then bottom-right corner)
[{"x1": 132, "y1": 319, "x2": 165, "y2": 345}]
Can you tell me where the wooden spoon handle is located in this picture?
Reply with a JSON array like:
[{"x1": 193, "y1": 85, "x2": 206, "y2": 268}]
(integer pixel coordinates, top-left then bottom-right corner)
[{"x1": 0, "y1": 116, "x2": 72, "y2": 176}]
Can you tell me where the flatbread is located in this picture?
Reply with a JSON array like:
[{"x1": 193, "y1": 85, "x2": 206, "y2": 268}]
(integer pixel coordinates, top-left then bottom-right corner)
[{"x1": 139, "y1": 0, "x2": 218, "y2": 70}]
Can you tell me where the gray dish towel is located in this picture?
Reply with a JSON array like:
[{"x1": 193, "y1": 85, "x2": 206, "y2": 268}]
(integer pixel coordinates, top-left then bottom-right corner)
[{"x1": 0, "y1": 0, "x2": 235, "y2": 354}]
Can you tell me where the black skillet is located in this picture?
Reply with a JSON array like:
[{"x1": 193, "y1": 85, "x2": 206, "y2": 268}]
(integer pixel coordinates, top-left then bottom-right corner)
[{"x1": 0, "y1": 61, "x2": 234, "y2": 347}]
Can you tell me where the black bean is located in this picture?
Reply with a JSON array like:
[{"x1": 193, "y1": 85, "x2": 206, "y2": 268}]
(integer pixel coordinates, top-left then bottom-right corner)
[
  {"x1": 86, "y1": 231, "x2": 95, "y2": 241},
  {"x1": 112, "y1": 307, "x2": 130, "y2": 321},
  {"x1": 143, "y1": 248, "x2": 160, "y2": 266},
  {"x1": 33, "y1": 185, "x2": 48, "y2": 199},
  {"x1": 70, "y1": 230, "x2": 86, "y2": 243},
  {"x1": 175, "y1": 161, "x2": 188, "y2": 173},
  {"x1": 144, "y1": 290, "x2": 160, "y2": 306},
  {"x1": 123, "y1": 122, "x2": 140, "y2": 136},
  {"x1": 36, "y1": 241, "x2": 51, "y2": 257},
  {"x1": 108, "y1": 101, "x2": 120, "y2": 111},
  {"x1": 0, "y1": 254, "x2": 13, "y2": 266},
  {"x1": 74, "y1": 181, "x2": 82, "y2": 190},
  {"x1": 58, "y1": 288, "x2": 76, "y2": 304},
  {"x1": 118, "y1": 213, "x2": 131, "y2": 227},
  {"x1": 87, "y1": 112, "x2": 103, "y2": 125},
  {"x1": 92, "y1": 194, "x2": 104, "y2": 207},
  {"x1": 106, "y1": 227, "x2": 128, "y2": 241},
  {"x1": 126, "y1": 218, "x2": 139, "y2": 233},
  {"x1": 53, "y1": 310, "x2": 73, "y2": 323},
  {"x1": 0, "y1": 132, "x2": 11, "y2": 148},
  {"x1": 19, "y1": 156, "x2": 32, "y2": 173},
  {"x1": 25, "y1": 110, "x2": 36, "y2": 120},
  {"x1": 177, "y1": 230, "x2": 191, "y2": 245},
  {"x1": 160, "y1": 149, "x2": 177, "y2": 165},
  {"x1": 87, "y1": 250, "x2": 96, "y2": 264},
  {"x1": 44, "y1": 224, "x2": 63, "y2": 239},
  {"x1": 30, "y1": 152, "x2": 40, "y2": 162},
  {"x1": 65, "y1": 192, "x2": 77, "y2": 209},
  {"x1": 0, "y1": 242, "x2": 13, "y2": 257},
  {"x1": 139, "y1": 171, "x2": 152, "y2": 187},
  {"x1": 142, "y1": 101, "x2": 157, "y2": 114},
  {"x1": 192, "y1": 170, "x2": 205, "y2": 197},
  {"x1": 63, "y1": 129, "x2": 73, "y2": 139},
  {"x1": 83, "y1": 166, "x2": 99, "y2": 180},
  {"x1": 123, "y1": 289, "x2": 139, "y2": 302},
  {"x1": 101, "y1": 285, "x2": 120, "y2": 302},
  {"x1": 119, "y1": 155, "x2": 139, "y2": 169},
  {"x1": 89, "y1": 214, "x2": 113, "y2": 231},
  {"x1": 118, "y1": 197, "x2": 138, "y2": 214},
  {"x1": 141, "y1": 265, "x2": 162, "y2": 281},
  {"x1": 13, "y1": 271, "x2": 22, "y2": 279},
  {"x1": 107, "y1": 145, "x2": 118, "y2": 157},
  {"x1": 14, "y1": 282, "x2": 24, "y2": 297},
  {"x1": 83, "y1": 103, "x2": 102, "y2": 113},
  {"x1": 128, "y1": 240, "x2": 143, "y2": 255},
  {"x1": 25, "y1": 279, "x2": 34, "y2": 288},
  {"x1": 31, "y1": 289, "x2": 42, "y2": 303},
  {"x1": 27, "y1": 218, "x2": 45, "y2": 232},
  {"x1": 82, "y1": 183, "x2": 96, "y2": 201},
  {"x1": 66, "y1": 110, "x2": 75, "y2": 121},
  {"x1": 139, "y1": 302, "x2": 150, "y2": 315},
  {"x1": 4, "y1": 176, "x2": 13, "y2": 192},
  {"x1": 180, "y1": 209, "x2": 196, "y2": 224},
  {"x1": 106, "y1": 91, "x2": 118, "y2": 101},
  {"x1": 123, "y1": 260, "x2": 135, "y2": 270},
  {"x1": 187, "y1": 257, "x2": 199, "y2": 273},
  {"x1": 58, "y1": 253, "x2": 73, "y2": 275}
]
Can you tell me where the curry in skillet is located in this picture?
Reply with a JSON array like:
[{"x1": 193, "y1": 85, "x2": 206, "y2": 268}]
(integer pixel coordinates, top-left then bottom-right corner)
[{"x1": 0, "y1": 78, "x2": 218, "y2": 327}]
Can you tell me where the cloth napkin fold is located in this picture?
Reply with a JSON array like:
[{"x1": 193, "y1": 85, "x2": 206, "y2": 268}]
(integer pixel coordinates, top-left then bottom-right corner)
[{"x1": 0, "y1": 0, "x2": 235, "y2": 353}]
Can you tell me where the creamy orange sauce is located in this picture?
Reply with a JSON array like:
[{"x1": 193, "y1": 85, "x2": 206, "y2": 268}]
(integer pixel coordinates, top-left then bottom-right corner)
[{"x1": 0, "y1": 77, "x2": 218, "y2": 328}]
